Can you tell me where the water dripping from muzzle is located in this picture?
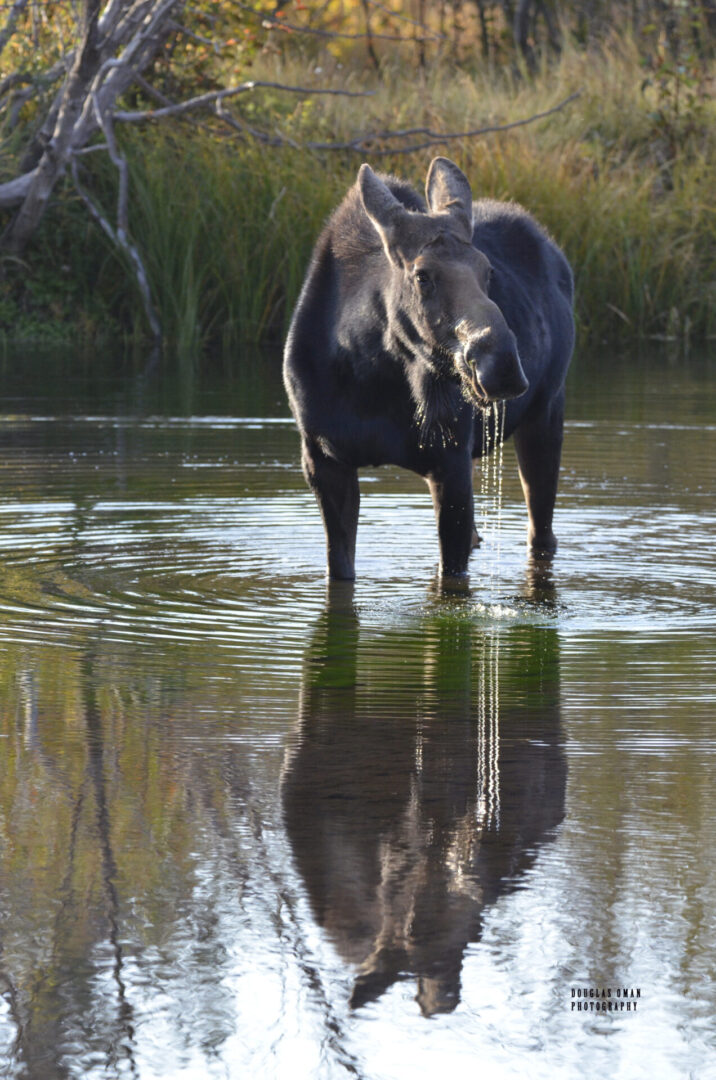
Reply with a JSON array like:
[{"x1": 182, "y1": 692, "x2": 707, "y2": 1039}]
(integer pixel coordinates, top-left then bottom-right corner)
[{"x1": 479, "y1": 401, "x2": 507, "y2": 596}]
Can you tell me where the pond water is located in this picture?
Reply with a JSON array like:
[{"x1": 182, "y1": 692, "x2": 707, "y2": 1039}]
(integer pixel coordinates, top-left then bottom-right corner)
[{"x1": 0, "y1": 345, "x2": 715, "y2": 1080}]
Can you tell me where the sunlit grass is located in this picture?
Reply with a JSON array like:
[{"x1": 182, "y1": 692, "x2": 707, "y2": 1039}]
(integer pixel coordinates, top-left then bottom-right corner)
[{"x1": 7, "y1": 29, "x2": 714, "y2": 354}]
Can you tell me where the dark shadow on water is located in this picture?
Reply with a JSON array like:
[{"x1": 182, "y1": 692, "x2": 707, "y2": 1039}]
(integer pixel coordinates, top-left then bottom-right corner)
[
  {"x1": 282, "y1": 582, "x2": 567, "y2": 1016},
  {"x1": 523, "y1": 555, "x2": 558, "y2": 608}
]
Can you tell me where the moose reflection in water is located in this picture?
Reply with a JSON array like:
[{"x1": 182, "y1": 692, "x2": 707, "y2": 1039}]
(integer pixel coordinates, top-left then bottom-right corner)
[{"x1": 282, "y1": 584, "x2": 566, "y2": 1015}]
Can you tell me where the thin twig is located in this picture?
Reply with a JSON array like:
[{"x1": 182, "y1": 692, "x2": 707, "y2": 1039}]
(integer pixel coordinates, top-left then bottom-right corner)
[
  {"x1": 351, "y1": 91, "x2": 582, "y2": 150},
  {"x1": 215, "y1": 90, "x2": 581, "y2": 156},
  {"x1": 233, "y1": 1, "x2": 442, "y2": 42},
  {"x1": 168, "y1": 17, "x2": 219, "y2": 51},
  {"x1": 360, "y1": 91, "x2": 581, "y2": 154},
  {"x1": 132, "y1": 70, "x2": 173, "y2": 108},
  {"x1": 214, "y1": 98, "x2": 287, "y2": 145},
  {"x1": 73, "y1": 142, "x2": 111, "y2": 155}
]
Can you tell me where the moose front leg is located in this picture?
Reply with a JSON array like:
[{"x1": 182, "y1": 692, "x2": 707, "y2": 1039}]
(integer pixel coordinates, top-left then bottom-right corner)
[
  {"x1": 513, "y1": 392, "x2": 565, "y2": 557},
  {"x1": 427, "y1": 456, "x2": 475, "y2": 577},
  {"x1": 302, "y1": 438, "x2": 359, "y2": 580}
]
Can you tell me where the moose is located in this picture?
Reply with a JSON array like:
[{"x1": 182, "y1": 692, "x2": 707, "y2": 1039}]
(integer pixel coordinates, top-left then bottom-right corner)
[{"x1": 283, "y1": 157, "x2": 574, "y2": 579}]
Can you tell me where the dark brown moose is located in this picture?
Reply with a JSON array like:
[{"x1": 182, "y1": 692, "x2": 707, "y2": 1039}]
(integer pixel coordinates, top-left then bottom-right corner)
[
  {"x1": 283, "y1": 157, "x2": 574, "y2": 578},
  {"x1": 282, "y1": 586, "x2": 566, "y2": 1014}
]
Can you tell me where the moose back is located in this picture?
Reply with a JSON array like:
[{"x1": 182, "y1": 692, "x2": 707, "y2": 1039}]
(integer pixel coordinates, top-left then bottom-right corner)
[{"x1": 283, "y1": 157, "x2": 574, "y2": 579}]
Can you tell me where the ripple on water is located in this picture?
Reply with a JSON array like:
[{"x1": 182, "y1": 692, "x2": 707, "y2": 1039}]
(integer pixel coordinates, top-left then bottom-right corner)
[
  {"x1": 1, "y1": 387, "x2": 716, "y2": 1080},
  {"x1": 0, "y1": 409, "x2": 714, "y2": 670},
  {"x1": 0, "y1": 467, "x2": 715, "y2": 647}
]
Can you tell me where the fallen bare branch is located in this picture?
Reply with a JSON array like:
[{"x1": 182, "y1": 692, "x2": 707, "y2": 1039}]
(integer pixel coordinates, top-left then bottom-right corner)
[
  {"x1": 361, "y1": 91, "x2": 582, "y2": 147},
  {"x1": 0, "y1": 168, "x2": 36, "y2": 210},
  {"x1": 113, "y1": 79, "x2": 373, "y2": 123},
  {"x1": 2, "y1": 0, "x2": 183, "y2": 251},
  {"x1": 215, "y1": 90, "x2": 582, "y2": 156},
  {"x1": 91, "y1": 77, "x2": 129, "y2": 234},
  {"x1": 2, "y1": 0, "x2": 105, "y2": 252},
  {"x1": 0, "y1": 70, "x2": 31, "y2": 102},
  {"x1": 347, "y1": 91, "x2": 582, "y2": 154},
  {"x1": 71, "y1": 156, "x2": 162, "y2": 342}
]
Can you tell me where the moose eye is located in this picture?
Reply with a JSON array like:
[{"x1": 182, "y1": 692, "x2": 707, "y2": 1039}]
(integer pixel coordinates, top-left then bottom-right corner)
[{"x1": 414, "y1": 269, "x2": 433, "y2": 293}]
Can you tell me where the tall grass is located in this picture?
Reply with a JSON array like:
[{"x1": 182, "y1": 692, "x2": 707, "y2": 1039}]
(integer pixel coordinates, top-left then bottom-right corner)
[
  {"x1": 8, "y1": 31, "x2": 715, "y2": 355},
  {"x1": 118, "y1": 133, "x2": 350, "y2": 356}
]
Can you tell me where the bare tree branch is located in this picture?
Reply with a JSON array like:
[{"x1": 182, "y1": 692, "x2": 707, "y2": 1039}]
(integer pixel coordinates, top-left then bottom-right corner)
[
  {"x1": 2, "y1": 0, "x2": 105, "y2": 252},
  {"x1": 214, "y1": 89, "x2": 581, "y2": 156},
  {"x1": 1, "y1": 0, "x2": 182, "y2": 251},
  {"x1": 0, "y1": 70, "x2": 32, "y2": 103},
  {"x1": 131, "y1": 69, "x2": 173, "y2": 108},
  {"x1": 91, "y1": 75, "x2": 130, "y2": 234},
  {"x1": 168, "y1": 17, "x2": 219, "y2": 51},
  {"x1": 0, "y1": 0, "x2": 582, "y2": 348},
  {"x1": 337, "y1": 91, "x2": 582, "y2": 154},
  {"x1": 0, "y1": 168, "x2": 36, "y2": 210},
  {"x1": 112, "y1": 78, "x2": 373, "y2": 123},
  {"x1": 71, "y1": 156, "x2": 162, "y2": 342}
]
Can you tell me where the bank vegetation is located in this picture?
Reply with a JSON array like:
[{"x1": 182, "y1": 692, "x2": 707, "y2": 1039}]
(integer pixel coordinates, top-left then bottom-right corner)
[{"x1": 0, "y1": 1, "x2": 714, "y2": 357}]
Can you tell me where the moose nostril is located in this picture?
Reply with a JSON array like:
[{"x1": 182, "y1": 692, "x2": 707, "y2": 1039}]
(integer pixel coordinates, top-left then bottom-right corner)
[{"x1": 463, "y1": 331, "x2": 493, "y2": 359}]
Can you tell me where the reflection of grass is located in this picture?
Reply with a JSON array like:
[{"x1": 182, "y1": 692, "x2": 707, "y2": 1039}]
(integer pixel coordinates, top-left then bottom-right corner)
[{"x1": 4, "y1": 33, "x2": 714, "y2": 354}]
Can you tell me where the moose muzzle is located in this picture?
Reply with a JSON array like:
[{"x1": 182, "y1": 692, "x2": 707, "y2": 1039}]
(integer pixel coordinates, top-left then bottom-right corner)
[{"x1": 454, "y1": 314, "x2": 528, "y2": 406}]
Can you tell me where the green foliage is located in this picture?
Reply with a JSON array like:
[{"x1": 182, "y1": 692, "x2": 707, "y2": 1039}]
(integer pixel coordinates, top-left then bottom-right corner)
[
  {"x1": 2, "y1": 10, "x2": 714, "y2": 356},
  {"x1": 0, "y1": 189, "x2": 123, "y2": 345},
  {"x1": 641, "y1": 46, "x2": 712, "y2": 159},
  {"x1": 115, "y1": 130, "x2": 350, "y2": 353}
]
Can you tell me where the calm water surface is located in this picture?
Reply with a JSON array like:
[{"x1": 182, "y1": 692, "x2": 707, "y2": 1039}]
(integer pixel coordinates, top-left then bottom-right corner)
[{"x1": 0, "y1": 347, "x2": 715, "y2": 1080}]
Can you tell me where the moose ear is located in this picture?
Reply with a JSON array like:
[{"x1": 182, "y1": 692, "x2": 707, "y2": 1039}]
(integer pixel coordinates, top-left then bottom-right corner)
[
  {"x1": 358, "y1": 163, "x2": 405, "y2": 264},
  {"x1": 425, "y1": 157, "x2": 473, "y2": 242}
]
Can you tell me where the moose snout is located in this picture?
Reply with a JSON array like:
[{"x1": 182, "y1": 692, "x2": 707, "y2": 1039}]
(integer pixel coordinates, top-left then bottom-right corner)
[{"x1": 459, "y1": 324, "x2": 528, "y2": 403}]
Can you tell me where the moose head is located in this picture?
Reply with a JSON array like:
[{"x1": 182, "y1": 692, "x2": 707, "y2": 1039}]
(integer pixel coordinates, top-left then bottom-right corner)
[{"x1": 358, "y1": 157, "x2": 528, "y2": 407}]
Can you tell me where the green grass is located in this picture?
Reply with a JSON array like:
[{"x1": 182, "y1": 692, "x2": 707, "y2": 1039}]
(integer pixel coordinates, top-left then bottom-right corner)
[{"x1": 2, "y1": 31, "x2": 714, "y2": 356}]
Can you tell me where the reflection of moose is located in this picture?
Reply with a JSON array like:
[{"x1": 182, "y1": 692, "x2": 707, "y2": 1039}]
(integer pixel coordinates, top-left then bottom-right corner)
[{"x1": 282, "y1": 584, "x2": 566, "y2": 1015}]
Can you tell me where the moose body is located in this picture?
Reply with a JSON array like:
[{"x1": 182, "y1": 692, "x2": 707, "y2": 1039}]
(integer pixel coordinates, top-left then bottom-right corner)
[{"x1": 283, "y1": 157, "x2": 574, "y2": 579}]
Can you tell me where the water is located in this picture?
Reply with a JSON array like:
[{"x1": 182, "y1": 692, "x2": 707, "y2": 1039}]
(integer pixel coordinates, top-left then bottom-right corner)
[
  {"x1": 0, "y1": 346, "x2": 715, "y2": 1080},
  {"x1": 479, "y1": 401, "x2": 507, "y2": 581}
]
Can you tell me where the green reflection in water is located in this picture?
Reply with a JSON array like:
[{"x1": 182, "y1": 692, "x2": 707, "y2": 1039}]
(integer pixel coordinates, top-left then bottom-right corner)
[
  {"x1": 0, "y1": 593, "x2": 567, "y2": 1074},
  {"x1": 0, "y1": 346, "x2": 715, "y2": 1078}
]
